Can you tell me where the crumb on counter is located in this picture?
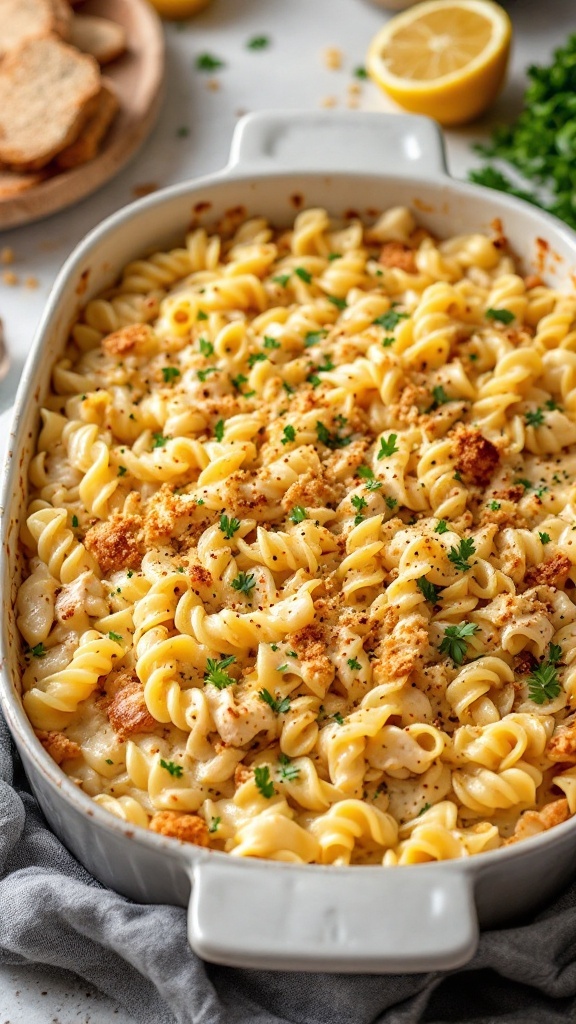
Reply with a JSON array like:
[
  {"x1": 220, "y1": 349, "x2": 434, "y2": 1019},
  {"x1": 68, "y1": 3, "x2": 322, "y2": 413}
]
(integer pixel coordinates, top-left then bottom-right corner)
[
  {"x1": 2, "y1": 270, "x2": 18, "y2": 286},
  {"x1": 320, "y1": 96, "x2": 338, "y2": 108},
  {"x1": 323, "y1": 46, "x2": 343, "y2": 70},
  {"x1": 25, "y1": 276, "x2": 39, "y2": 289},
  {"x1": 0, "y1": 247, "x2": 14, "y2": 265},
  {"x1": 205, "y1": 78, "x2": 220, "y2": 91}
]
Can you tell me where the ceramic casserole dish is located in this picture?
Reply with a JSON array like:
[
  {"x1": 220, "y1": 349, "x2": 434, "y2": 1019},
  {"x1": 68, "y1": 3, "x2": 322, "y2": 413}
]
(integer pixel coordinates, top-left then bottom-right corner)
[{"x1": 2, "y1": 111, "x2": 576, "y2": 974}]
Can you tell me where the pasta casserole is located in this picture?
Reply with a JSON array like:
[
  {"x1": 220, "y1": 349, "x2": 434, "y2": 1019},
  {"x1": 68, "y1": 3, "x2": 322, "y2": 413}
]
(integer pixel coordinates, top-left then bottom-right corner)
[{"x1": 16, "y1": 205, "x2": 576, "y2": 865}]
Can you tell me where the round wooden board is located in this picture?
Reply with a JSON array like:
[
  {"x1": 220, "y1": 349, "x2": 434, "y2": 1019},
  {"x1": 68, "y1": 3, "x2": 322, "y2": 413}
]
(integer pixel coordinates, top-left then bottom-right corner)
[{"x1": 0, "y1": 0, "x2": 165, "y2": 230}]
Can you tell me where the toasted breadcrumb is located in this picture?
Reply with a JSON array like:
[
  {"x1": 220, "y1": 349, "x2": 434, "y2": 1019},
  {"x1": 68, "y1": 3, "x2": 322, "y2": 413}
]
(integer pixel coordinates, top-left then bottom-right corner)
[
  {"x1": 547, "y1": 715, "x2": 576, "y2": 763},
  {"x1": 453, "y1": 427, "x2": 500, "y2": 487},
  {"x1": 102, "y1": 323, "x2": 152, "y2": 357},
  {"x1": 379, "y1": 241, "x2": 417, "y2": 273},
  {"x1": 84, "y1": 512, "x2": 142, "y2": 574},
  {"x1": 106, "y1": 670, "x2": 157, "y2": 741},
  {"x1": 149, "y1": 811, "x2": 210, "y2": 846},
  {"x1": 524, "y1": 554, "x2": 572, "y2": 590},
  {"x1": 36, "y1": 729, "x2": 81, "y2": 764},
  {"x1": 323, "y1": 46, "x2": 342, "y2": 70},
  {"x1": 505, "y1": 798, "x2": 570, "y2": 844}
]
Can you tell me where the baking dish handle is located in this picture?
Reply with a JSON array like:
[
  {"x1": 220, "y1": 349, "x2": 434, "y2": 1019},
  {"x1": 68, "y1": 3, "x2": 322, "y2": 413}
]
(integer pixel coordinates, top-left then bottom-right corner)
[
  {"x1": 228, "y1": 110, "x2": 448, "y2": 178},
  {"x1": 187, "y1": 858, "x2": 478, "y2": 972}
]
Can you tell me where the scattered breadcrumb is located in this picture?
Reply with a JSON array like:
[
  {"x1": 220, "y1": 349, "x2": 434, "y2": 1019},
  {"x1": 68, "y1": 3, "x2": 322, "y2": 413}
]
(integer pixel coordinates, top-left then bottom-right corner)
[
  {"x1": 346, "y1": 97, "x2": 359, "y2": 109},
  {"x1": 24, "y1": 276, "x2": 39, "y2": 289},
  {"x1": 320, "y1": 96, "x2": 338, "y2": 108},
  {"x1": 205, "y1": 78, "x2": 220, "y2": 91},
  {"x1": 2, "y1": 271, "x2": 18, "y2": 286},
  {"x1": 323, "y1": 46, "x2": 343, "y2": 70},
  {"x1": 348, "y1": 82, "x2": 361, "y2": 96},
  {"x1": 0, "y1": 247, "x2": 14, "y2": 265}
]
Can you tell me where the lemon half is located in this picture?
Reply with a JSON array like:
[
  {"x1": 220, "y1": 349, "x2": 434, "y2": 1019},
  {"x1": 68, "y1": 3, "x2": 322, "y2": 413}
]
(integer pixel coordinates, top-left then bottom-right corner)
[{"x1": 367, "y1": 0, "x2": 512, "y2": 126}]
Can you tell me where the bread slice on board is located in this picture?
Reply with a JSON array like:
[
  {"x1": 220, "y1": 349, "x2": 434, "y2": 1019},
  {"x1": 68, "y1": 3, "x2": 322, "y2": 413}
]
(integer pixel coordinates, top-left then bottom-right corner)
[
  {"x1": 70, "y1": 14, "x2": 127, "y2": 65},
  {"x1": 0, "y1": 169, "x2": 48, "y2": 199},
  {"x1": 0, "y1": 0, "x2": 72, "y2": 59},
  {"x1": 0, "y1": 38, "x2": 101, "y2": 171},
  {"x1": 56, "y1": 81, "x2": 119, "y2": 169}
]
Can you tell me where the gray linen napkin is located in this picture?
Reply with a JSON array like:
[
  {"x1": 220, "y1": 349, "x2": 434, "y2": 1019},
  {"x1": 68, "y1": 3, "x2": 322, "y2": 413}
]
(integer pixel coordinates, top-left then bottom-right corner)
[{"x1": 1, "y1": 711, "x2": 576, "y2": 1024}]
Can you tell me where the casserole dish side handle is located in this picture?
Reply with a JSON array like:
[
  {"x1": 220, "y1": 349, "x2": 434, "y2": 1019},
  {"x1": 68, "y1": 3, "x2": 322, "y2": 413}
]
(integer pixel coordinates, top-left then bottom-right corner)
[
  {"x1": 228, "y1": 110, "x2": 447, "y2": 178},
  {"x1": 187, "y1": 859, "x2": 478, "y2": 972}
]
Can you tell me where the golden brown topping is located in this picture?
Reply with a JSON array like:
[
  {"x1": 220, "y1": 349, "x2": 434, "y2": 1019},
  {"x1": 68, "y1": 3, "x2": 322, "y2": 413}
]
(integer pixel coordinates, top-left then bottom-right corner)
[
  {"x1": 102, "y1": 323, "x2": 152, "y2": 357},
  {"x1": 36, "y1": 730, "x2": 81, "y2": 765},
  {"x1": 547, "y1": 715, "x2": 576, "y2": 763},
  {"x1": 505, "y1": 798, "x2": 570, "y2": 845},
  {"x1": 524, "y1": 554, "x2": 572, "y2": 590},
  {"x1": 106, "y1": 671, "x2": 157, "y2": 741},
  {"x1": 378, "y1": 241, "x2": 417, "y2": 273},
  {"x1": 453, "y1": 427, "x2": 500, "y2": 487},
  {"x1": 84, "y1": 512, "x2": 142, "y2": 574},
  {"x1": 149, "y1": 811, "x2": 209, "y2": 846},
  {"x1": 188, "y1": 564, "x2": 213, "y2": 587}
]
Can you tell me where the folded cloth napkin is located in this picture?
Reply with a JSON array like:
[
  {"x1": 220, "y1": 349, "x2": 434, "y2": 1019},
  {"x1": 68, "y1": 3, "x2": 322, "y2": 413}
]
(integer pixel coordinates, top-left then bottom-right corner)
[{"x1": 2, "y1": 709, "x2": 576, "y2": 1024}]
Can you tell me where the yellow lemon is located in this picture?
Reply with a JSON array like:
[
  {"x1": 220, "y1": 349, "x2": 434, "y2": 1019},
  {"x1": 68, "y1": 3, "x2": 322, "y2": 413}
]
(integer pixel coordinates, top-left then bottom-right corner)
[
  {"x1": 147, "y1": 0, "x2": 212, "y2": 18},
  {"x1": 366, "y1": 0, "x2": 512, "y2": 126}
]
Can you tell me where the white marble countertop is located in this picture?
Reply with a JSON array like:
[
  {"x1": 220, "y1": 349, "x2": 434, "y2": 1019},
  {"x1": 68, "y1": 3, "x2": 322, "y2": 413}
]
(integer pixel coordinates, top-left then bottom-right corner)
[{"x1": 1, "y1": 0, "x2": 575, "y2": 1018}]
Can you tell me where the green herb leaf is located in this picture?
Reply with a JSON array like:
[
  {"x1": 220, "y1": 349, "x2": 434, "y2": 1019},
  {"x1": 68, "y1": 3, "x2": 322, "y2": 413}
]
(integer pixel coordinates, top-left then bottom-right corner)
[
  {"x1": 435, "y1": 519, "x2": 448, "y2": 534},
  {"x1": 385, "y1": 495, "x2": 397, "y2": 508},
  {"x1": 277, "y1": 753, "x2": 300, "y2": 781},
  {"x1": 295, "y1": 267, "x2": 312, "y2": 283},
  {"x1": 258, "y1": 689, "x2": 291, "y2": 714},
  {"x1": 199, "y1": 337, "x2": 214, "y2": 357},
  {"x1": 304, "y1": 330, "x2": 327, "y2": 347},
  {"x1": 447, "y1": 537, "x2": 476, "y2": 572},
  {"x1": 439, "y1": 622, "x2": 479, "y2": 665},
  {"x1": 353, "y1": 65, "x2": 368, "y2": 79},
  {"x1": 281, "y1": 425, "x2": 296, "y2": 445},
  {"x1": 327, "y1": 295, "x2": 347, "y2": 310},
  {"x1": 204, "y1": 655, "x2": 236, "y2": 689},
  {"x1": 247, "y1": 35, "x2": 270, "y2": 49},
  {"x1": 347, "y1": 657, "x2": 361, "y2": 670},
  {"x1": 254, "y1": 765, "x2": 275, "y2": 798},
  {"x1": 527, "y1": 644, "x2": 562, "y2": 704},
  {"x1": 486, "y1": 307, "x2": 515, "y2": 325},
  {"x1": 232, "y1": 571, "x2": 256, "y2": 595},
  {"x1": 351, "y1": 494, "x2": 368, "y2": 524},
  {"x1": 117, "y1": 465, "x2": 127, "y2": 477},
  {"x1": 263, "y1": 335, "x2": 281, "y2": 349},
  {"x1": 489, "y1": 500, "x2": 501, "y2": 511},
  {"x1": 196, "y1": 53, "x2": 225, "y2": 71},
  {"x1": 28, "y1": 642, "x2": 46, "y2": 658},
  {"x1": 162, "y1": 366, "x2": 181, "y2": 383},
  {"x1": 214, "y1": 419, "x2": 224, "y2": 442},
  {"x1": 289, "y1": 505, "x2": 308, "y2": 524},
  {"x1": 197, "y1": 310, "x2": 208, "y2": 321},
  {"x1": 273, "y1": 273, "x2": 291, "y2": 287},
  {"x1": 417, "y1": 577, "x2": 440, "y2": 604},
  {"x1": 219, "y1": 514, "x2": 241, "y2": 539},
  {"x1": 71, "y1": 514, "x2": 79, "y2": 528},
  {"x1": 525, "y1": 407, "x2": 545, "y2": 427},
  {"x1": 373, "y1": 310, "x2": 409, "y2": 331},
  {"x1": 429, "y1": 385, "x2": 450, "y2": 409},
  {"x1": 315, "y1": 420, "x2": 352, "y2": 449},
  {"x1": 539, "y1": 532, "x2": 551, "y2": 544},
  {"x1": 377, "y1": 433, "x2": 399, "y2": 459},
  {"x1": 208, "y1": 816, "x2": 221, "y2": 833},
  {"x1": 333, "y1": 712, "x2": 345, "y2": 725},
  {"x1": 197, "y1": 367, "x2": 218, "y2": 382},
  {"x1": 160, "y1": 759, "x2": 184, "y2": 777},
  {"x1": 152, "y1": 432, "x2": 169, "y2": 449},
  {"x1": 107, "y1": 631, "x2": 123, "y2": 642}
]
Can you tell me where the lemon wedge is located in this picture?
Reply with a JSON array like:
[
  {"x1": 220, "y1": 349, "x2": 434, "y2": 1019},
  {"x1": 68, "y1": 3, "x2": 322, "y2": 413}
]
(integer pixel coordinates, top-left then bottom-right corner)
[
  {"x1": 367, "y1": 0, "x2": 512, "y2": 126},
  {"x1": 147, "y1": 0, "x2": 212, "y2": 17}
]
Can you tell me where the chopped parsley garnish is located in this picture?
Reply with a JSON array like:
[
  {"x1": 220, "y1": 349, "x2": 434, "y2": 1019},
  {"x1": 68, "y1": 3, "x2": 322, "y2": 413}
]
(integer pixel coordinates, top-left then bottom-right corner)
[
  {"x1": 308, "y1": 374, "x2": 321, "y2": 388},
  {"x1": 117, "y1": 465, "x2": 127, "y2": 477},
  {"x1": 151, "y1": 432, "x2": 169, "y2": 449},
  {"x1": 515, "y1": 478, "x2": 533, "y2": 491},
  {"x1": 448, "y1": 537, "x2": 476, "y2": 572},
  {"x1": 377, "y1": 433, "x2": 399, "y2": 459},
  {"x1": 27, "y1": 643, "x2": 46, "y2": 658},
  {"x1": 263, "y1": 335, "x2": 281, "y2": 349},
  {"x1": 333, "y1": 712, "x2": 345, "y2": 725},
  {"x1": 273, "y1": 273, "x2": 291, "y2": 287},
  {"x1": 353, "y1": 65, "x2": 368, "y2": 79},
  {"x1": 347, "y1": 657, "x2": 361, "y2": 670},
  {"x1": 439, "y1": 622, "x2": 479, "y2": 665},
  {"x1": 214, "y1": 419, "x2": 224, "y2": 442},
  {"x1": 71, "y1": 515, "x2": 79, "y2": 528},
  {"x1": 197, "y1": 310, "x2": 208, "y2": 321},
  {"x1": 289, "y1": 505, "x2": 308, "y2": 524},
  {"x1": 281, "y1": 425, "x2": 296, "y2": 445},
  {"x1": 489, "y1": 500, "x2": 501, "y2": 511},
  {"x1": 108, "y1": 631, "x2": 123, "y2": 642},
  {"x1": 429, "y1": 385, "x2": 450, "y2": 409},
  {"x1": 546, "y1": 398, "x2": 561, "y2": 411},
  {"x1": 127, "y1": 570, "x2": 134, "y2": 578},
  {"x1": 105, "y1": 759, "x2": 114, "y2": 765},
  {"x1": 295, "y1": 267, "x2": 312, "y2": 283},
  {"x1": 527, "y1": 644, "x2": 562, "y2": 704},
  {"x1": 373, "y1": 310, "x2": 409, "y2": 331},
  {"x1": 382, "y1": 336, "x2": 395, "y2": 348},
  {"x1": 418, "y1": 803, "x2": 431, "y2": 816},
  {"x1": 208, "y1": 816, "x2": 221, "y2": 833},
  {"x1": 232, "y1": 571, "x2": 256, "y2": 595},
  {"x1": 199, "y1": 337, "x2": 214, "y2": 357},
  {"x1": 160, "y1": 759, "x2": 184, "y2": 777},
  {"x1": 197, "y1": 367, "x2": 218, "y2": 382},
  {"x1": 485, "y1": 307, "x2": 515, "y2": 325},
  {"x1": 231, "y1": 373, "x2": 254, "y2": 396},
  {"x1": 357, "y1": 465, "x2": 382, "y2": 491},
  {"x1": 525, "y1": 407, "x2": 545, "y2": 427},
  {"x1": 315, "y1": 420, "x2": 352, "y2": 449},
  {"x1": 278, "y1": 753, "x2": 300, "y2": 781},
  {"x1": 351, "y1": 494, "x2": 368, "y2": 524},
  {"x1": 385, "y1": 496, "x2": 397, "y2": 509},
  {"x1": 417, "y1": 577, "x2": 440, "y2": 604},
  {"x1": 327, "y1": 295, "x2": 347, "y2": 310},
  {"x1": 254, "y1": 765, "x2": 275, "y2": 798},
  {"x1": 539, "y1": 532, "x2": 551, "y2": 544},
  {"x1": 453, "y1": 471, "x2": 463, "y2": 482},
  {"x1": 247, "y1": 35, "x2": 270, "y2": 49},
  {"x1": 248, "y1": 352, "x2": 267, "y2": 367},
  {"x1": 162, "y1": 366, "x2": 181, "y2": 383},
  {"x1": 435, "y1": 520, "x2": 449, "y2": 534},
  {"x1": 219, "y1": 514, "x2": 241, "y2": 539},
  {"x1": 258, "y1": 689, "x2": 291, "y2": 714},
  {"x1": 196, "y1": 52, "x2": 225, "y2": 71},
  {"x1": 304, "y1": 330, "x2": 327, "y2": 347},
  {"x1": 204, "y1": 655, "x2": 236, "y2": 689}
]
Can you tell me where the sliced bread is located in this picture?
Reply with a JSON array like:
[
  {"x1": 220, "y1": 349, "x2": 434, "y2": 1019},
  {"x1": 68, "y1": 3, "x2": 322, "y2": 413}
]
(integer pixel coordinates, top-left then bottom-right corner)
[
  {"x1": 0, "y1": 0, "x2": 72, "y2": 59},
  {"x1": 0, "y1": 37, "x2": 101, "y2": 171},
  {"x1": 70, "y1": 14, "x2": 127, "y2": 65},
  {"x1": 56, "y1": 81, "x2": 119, "y2": 169}
]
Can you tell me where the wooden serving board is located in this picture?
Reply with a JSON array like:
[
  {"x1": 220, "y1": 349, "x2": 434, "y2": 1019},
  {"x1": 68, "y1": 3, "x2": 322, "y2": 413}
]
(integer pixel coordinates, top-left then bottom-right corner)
[{"x1": 0, "y1": 0, "x2": 165, "y2": 230}]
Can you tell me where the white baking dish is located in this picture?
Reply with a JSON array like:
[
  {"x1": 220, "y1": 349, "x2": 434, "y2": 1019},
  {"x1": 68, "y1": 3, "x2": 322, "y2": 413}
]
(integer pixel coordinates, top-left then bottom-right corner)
[{"x1": 3, "y1": 111, "x2": 576, "y2": 974}]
